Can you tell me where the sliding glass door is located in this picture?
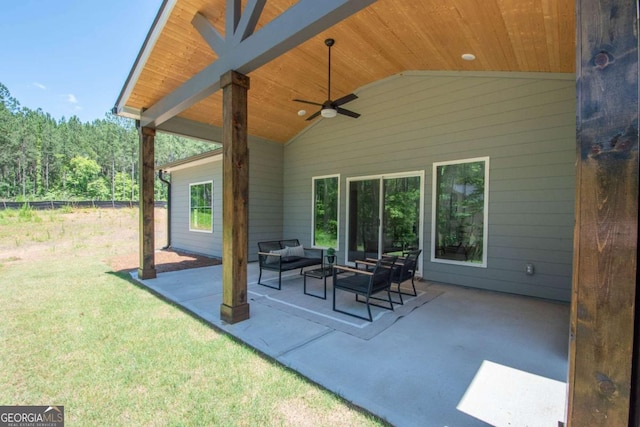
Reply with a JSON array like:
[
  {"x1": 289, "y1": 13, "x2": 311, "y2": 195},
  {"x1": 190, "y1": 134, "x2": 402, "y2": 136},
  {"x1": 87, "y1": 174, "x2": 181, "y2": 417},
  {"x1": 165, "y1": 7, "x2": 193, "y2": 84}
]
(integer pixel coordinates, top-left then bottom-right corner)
[
  {"x1": 382, "y1": 176, "x2": 422, "y2": 254},
  {"x1": 347, "y1": 178, "x2": 380, "y2": 261},
  {"x1": 347, "y1": 173, "x2": 423, "y2": 264}
]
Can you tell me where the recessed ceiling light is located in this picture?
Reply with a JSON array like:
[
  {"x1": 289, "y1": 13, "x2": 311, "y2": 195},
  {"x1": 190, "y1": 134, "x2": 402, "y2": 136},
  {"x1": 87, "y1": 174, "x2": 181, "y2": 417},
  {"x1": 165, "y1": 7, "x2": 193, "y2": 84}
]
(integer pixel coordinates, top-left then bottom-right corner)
[
  {"x1": 297, "y1": 109, "x2": 306, "y2": 116},
  {"x1": 462, "y1": 53, "x2": 476, "y2": 61}
]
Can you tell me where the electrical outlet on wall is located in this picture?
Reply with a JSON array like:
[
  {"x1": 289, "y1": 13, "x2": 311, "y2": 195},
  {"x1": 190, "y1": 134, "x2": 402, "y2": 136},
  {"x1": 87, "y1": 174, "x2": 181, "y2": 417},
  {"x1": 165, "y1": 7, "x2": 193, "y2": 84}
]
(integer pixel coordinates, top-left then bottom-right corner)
[{"x1": 525, "y1": 263, "x2": 535, "y2": 275}]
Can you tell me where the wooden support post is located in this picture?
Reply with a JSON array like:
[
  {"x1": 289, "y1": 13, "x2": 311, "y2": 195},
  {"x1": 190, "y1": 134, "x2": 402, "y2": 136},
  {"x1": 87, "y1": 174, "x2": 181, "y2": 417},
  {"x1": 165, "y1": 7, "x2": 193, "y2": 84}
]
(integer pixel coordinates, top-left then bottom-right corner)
[
  {"x1": 219, "y1": 70, "x2": 250, "y2": 324},
  {"x1": 567, "y1": 0, "x2": 638, "y2": 425},
  {"x1": 138, "y1": 126, "x2": 156, "y2": 280}
]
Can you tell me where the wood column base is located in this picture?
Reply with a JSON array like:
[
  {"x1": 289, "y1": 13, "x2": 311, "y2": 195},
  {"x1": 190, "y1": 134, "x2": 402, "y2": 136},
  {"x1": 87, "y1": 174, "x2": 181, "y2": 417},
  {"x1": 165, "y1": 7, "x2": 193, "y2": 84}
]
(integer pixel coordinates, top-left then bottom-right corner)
[
  {"x1": 137, "y1": 267, "x2": 157, "y2": 280},
  {"x1": 220, "y1": 302, "x2": 250, "y2": 324}
]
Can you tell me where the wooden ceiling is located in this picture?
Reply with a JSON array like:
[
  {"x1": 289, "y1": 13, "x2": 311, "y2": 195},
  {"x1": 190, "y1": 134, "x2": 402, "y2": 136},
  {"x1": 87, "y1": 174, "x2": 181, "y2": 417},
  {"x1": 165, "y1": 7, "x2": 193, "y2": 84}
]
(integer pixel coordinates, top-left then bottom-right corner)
[{"x1": 121, "y1": 0, "x2": 575, "y2": 143}]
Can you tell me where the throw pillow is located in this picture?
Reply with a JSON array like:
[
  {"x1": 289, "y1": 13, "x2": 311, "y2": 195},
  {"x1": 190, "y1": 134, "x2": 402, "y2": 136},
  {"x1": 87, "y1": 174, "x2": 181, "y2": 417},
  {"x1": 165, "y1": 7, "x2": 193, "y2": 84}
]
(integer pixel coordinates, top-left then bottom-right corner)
[
  {"x1": 286, "y1": 245, "x2": 306, "y2": 257},
  {"x1": 266, "y1": 247, "x2": 288, "y2": 264}
]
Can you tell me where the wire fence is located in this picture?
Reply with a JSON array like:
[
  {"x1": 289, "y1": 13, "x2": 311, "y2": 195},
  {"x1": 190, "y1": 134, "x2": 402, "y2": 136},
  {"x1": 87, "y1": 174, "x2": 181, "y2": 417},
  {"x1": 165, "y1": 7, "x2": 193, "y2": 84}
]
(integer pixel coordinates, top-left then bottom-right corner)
[{"x1": 0, "y1": 200, "x2": 167, "y2": 210}]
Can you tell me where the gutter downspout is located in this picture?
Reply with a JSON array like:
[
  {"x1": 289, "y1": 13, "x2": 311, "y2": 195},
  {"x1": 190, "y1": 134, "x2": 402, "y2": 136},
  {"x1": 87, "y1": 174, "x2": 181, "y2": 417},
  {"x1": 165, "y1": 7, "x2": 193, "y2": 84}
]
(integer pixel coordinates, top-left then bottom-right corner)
[{"x1": 158, "y1": 169, "x2": 171, "y2": 249}]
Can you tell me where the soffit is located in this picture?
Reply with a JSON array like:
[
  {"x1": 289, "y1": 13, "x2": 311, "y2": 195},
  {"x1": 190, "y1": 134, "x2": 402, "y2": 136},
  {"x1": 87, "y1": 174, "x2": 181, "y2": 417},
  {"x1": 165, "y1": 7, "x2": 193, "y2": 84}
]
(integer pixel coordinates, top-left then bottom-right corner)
[{"x1": 122, "y1": 0, "x2": 575, "y2": 143}]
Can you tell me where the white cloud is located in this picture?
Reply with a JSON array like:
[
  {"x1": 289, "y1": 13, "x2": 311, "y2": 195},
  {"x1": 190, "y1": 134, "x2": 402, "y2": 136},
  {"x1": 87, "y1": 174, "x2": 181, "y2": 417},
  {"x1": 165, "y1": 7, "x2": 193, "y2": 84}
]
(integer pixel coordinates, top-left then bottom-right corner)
[
  {"x1": 66, "y1": 94, "x2": 78, "y2": 104},
  {"x1": 33, "y1": 82, "x2": 46, "y2": 90}
]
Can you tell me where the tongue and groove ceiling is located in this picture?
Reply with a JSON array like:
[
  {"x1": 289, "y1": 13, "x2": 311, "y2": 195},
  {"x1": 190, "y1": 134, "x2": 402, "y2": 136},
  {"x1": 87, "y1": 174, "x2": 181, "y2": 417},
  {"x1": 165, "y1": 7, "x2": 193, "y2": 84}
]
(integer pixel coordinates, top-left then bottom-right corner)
[{"x1": 116, "y1": 0, "x2": 575, "y2": 143}]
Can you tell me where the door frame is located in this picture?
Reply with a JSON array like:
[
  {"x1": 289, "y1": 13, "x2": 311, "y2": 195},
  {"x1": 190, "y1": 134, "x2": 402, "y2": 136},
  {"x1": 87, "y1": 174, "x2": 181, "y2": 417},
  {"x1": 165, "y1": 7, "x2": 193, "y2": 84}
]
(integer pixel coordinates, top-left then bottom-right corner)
[{"x1": 345, "y1": 170, "x2": 425, "y2": 273}]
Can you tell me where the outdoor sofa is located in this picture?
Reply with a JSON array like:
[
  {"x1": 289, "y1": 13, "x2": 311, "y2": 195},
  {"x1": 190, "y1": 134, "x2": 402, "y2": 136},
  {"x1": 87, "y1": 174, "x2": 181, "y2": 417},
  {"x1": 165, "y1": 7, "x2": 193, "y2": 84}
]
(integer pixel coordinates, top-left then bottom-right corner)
[{"x1": 257, "y1": 239, "x2": 323, "y2": 290}]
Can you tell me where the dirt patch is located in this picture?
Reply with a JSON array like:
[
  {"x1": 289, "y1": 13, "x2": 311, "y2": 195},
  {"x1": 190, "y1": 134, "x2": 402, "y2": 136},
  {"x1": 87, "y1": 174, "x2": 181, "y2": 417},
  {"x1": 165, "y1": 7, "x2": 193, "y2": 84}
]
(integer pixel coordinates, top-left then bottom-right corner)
[
  {"x1": 99, "y1": 207, "x2": 222, "y2": 273},
  {"x1": 0, "y1": 207, "x2": 221, "y2": 274},
  {"x1": 109, "y1": 248, "x2": 221, "y2": 274}
]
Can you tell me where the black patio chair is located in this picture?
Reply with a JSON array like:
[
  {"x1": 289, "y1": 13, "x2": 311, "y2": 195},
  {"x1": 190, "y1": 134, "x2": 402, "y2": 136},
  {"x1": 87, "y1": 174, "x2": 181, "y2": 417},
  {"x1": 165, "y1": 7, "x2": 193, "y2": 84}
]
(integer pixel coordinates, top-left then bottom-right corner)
[
  {"x1": 332, "y1": 255, "x2": 397, "y2": 322},
  {"x1": 389, "y1": 249, "x2": 422, "y2": 305}
]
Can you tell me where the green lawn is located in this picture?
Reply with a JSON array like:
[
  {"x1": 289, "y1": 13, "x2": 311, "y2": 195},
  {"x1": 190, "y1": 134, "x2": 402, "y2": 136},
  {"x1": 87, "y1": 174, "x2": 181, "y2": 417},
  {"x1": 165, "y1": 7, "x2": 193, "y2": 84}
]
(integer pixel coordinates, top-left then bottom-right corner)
[{"x1": 0, "y1": 207, "x2": 385, "y2": 426}]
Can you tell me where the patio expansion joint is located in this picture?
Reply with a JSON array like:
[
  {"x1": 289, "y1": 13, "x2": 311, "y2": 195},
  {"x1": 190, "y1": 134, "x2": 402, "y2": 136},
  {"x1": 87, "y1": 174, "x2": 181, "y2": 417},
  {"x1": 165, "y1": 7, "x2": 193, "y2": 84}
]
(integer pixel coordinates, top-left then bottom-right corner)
[
  {"x1": 178, "y1": 292, "x2": 220, "y2": 304},
  {"x1": 273, "y1": 328, "x2": 336, "y2": 358}
]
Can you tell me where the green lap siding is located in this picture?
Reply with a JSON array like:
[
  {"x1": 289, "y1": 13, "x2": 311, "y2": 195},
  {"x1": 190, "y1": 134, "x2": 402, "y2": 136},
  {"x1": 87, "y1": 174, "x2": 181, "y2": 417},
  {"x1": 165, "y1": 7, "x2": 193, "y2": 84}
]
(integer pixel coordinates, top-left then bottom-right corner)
[{"x1": 283, "y1": 71, "x2": 575, "y2": 302}]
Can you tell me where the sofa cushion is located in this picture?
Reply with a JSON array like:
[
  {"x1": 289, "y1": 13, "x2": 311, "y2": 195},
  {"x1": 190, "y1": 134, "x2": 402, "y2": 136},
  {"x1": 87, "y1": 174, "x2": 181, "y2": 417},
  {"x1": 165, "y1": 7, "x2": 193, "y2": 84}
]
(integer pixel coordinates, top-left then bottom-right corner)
[{"x1": 281, "y1": 257, "x2": 322, "y2": 270}]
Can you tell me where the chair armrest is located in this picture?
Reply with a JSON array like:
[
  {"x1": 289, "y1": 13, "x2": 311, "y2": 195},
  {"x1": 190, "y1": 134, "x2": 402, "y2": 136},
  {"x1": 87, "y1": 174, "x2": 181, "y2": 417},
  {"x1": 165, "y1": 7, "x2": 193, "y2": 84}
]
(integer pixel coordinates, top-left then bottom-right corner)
[
  {"x1": 258, "y1": 251, "x2": 282, "y2": 266},
  {"x1": 355, "y1": 259, "x2": 397, "y2": 270},
  {"x1": 364, "y1": 257, "x2": 401, "y2": 266},
  {"x1": 258, "y1": 251, "x2": 281, "y2": 257},
  {"x1": 355, "y1": 259, "x2": 376, "y2": 271},
  {"x1": 333, "y1": 265, "x2": 373, "y2": 275}
]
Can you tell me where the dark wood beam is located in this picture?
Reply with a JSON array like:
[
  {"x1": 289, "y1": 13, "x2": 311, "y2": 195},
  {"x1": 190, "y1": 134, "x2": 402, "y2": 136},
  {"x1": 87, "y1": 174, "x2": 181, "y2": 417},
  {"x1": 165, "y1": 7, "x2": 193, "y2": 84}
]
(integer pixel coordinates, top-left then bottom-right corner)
[
  {"x1": 567, "y1": 0, "x2": 639, "y2": 425},
  {"x1": 138, "y1": 126, "x2": 157, "y2": 280},
  {"x1": 140, "y1": 0, "x2": 376, "y2": 128},
  {"x1": 219, "y1": 70, "x2": 250, "y2": 324}
]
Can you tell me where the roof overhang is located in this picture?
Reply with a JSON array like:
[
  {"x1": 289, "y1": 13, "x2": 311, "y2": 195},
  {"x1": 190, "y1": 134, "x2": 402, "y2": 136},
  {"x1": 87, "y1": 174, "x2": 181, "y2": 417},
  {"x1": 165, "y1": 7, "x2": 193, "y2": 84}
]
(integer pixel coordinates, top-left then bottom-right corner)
[
  {"x1": 114, "y1": 0, "x2": 178, "y2": 120},
  {"x1": 157, "y1": 148, "x2": 223, "y2": 172},
  {"x1": 116, "y1": 0, "x2": 575, "y2": 143}
]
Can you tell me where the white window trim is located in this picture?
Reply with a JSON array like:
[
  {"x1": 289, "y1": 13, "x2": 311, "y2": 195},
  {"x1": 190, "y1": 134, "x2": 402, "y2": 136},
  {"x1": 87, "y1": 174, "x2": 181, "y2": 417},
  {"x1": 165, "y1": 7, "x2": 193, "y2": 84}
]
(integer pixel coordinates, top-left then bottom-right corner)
[
  {"x1": 431, "y1": 157, "x2": 489, "y2": 268},
  {"x1": 311, "y1": 174, "x2": 340, "y2": 250},
  {"x1": 345, "y1": 170, "x2": 425, "y2": 273},
  {"x1": 189, "y1": 180, "x2": 213, "y2": 233}
]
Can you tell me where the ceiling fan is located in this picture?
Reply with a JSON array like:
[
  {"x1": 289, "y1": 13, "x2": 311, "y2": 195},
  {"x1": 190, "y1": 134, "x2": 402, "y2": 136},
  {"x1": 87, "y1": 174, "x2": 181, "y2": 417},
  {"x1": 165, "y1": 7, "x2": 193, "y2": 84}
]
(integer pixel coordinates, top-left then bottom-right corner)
[{"x1": 294, "y1": 38, "x2": 360, "y2": 121}]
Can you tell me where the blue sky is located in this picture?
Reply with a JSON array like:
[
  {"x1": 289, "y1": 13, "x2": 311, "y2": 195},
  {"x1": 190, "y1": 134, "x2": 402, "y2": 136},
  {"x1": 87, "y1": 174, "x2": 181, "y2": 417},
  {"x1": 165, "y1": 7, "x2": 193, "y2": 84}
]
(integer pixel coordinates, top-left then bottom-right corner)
[{"x1": 0, "y1": 0, "x2": 162, "y2": 123}]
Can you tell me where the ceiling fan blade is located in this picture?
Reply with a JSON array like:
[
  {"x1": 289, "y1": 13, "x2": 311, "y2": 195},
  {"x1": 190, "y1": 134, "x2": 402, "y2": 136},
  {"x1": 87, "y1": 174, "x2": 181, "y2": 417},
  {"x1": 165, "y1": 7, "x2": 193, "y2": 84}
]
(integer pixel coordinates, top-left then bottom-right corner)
[
  {"x1": 333, "y1": 93, "x2": 358, "y2": 106},
  {"x1": 293, "y1": 99, "x2": 323, "y2": 107},
  {"x1": 295, "y1": 40, "x2": 360, "y2": 122},
  {"x1": 337, "y1": 107, "x2": 361, "y2": 119},
  {"x1": 306, "y1": 110, "x2": 322, "y2": 121}
]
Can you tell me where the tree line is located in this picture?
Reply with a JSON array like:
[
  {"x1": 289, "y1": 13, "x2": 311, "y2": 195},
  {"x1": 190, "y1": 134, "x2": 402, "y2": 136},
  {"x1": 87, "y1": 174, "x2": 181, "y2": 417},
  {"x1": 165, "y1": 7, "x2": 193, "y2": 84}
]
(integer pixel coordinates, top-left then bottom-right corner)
[{"x1": 0, "y1": 82, "x2": 217, "y2": 202}]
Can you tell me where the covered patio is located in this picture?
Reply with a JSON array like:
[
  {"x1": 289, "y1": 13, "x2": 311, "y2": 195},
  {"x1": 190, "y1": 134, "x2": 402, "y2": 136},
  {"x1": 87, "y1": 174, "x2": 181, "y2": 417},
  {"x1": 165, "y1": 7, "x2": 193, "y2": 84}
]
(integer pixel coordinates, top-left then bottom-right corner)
[
  {"x1": 133, "y1": 264, "x2": 569, "y2": 426},
  {"x1": 114, "y1": 0, "x2": 639, "y2": 424}
]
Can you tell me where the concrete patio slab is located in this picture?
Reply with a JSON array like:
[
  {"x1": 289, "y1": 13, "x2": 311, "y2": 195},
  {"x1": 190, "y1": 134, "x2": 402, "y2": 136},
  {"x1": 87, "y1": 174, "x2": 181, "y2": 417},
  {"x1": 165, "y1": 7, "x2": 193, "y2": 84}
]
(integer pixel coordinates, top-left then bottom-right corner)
[{"x1": 133, "y1": 263, "x2": 570, "y2": 426}]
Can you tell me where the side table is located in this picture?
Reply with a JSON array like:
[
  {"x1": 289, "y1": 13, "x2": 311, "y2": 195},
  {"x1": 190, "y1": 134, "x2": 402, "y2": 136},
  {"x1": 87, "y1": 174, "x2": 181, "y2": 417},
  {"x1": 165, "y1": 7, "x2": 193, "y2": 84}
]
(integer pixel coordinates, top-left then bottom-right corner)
[{"x1": 303, "y1": 265, "x2": 333, "y2": 299}]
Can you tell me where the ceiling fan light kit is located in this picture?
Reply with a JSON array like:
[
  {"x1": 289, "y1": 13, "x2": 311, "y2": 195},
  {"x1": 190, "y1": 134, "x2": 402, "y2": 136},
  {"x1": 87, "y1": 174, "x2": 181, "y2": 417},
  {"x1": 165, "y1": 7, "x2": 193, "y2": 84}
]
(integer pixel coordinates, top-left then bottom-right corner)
[
  {"x1": 293, "y1": 38, "x2": 361, "y2": 121},
  {"x1": 321, "y1": 108, "x2": 337, "y2": 118}
]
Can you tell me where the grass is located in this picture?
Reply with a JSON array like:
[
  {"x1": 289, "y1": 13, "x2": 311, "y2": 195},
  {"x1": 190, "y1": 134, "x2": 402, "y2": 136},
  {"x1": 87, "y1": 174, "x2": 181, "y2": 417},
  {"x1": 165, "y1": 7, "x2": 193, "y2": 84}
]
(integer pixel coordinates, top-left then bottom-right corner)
[{"x1": 0, "y1": 207, "x2": 385, "y2": 426}]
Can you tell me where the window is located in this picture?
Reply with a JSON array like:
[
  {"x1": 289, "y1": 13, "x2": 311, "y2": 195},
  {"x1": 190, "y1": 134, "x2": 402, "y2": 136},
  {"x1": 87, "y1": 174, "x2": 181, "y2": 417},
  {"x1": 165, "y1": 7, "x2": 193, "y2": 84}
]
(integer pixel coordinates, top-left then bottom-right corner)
[
  {"x1": 432, "y1": 157, "x2": 489, "y2": 267},
  {"x1": 189, "y1": 181, "x2": 213, "y2": 232},
  {"x1": 312, "y1": 175, "x2": 339, "y2": 249}
]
